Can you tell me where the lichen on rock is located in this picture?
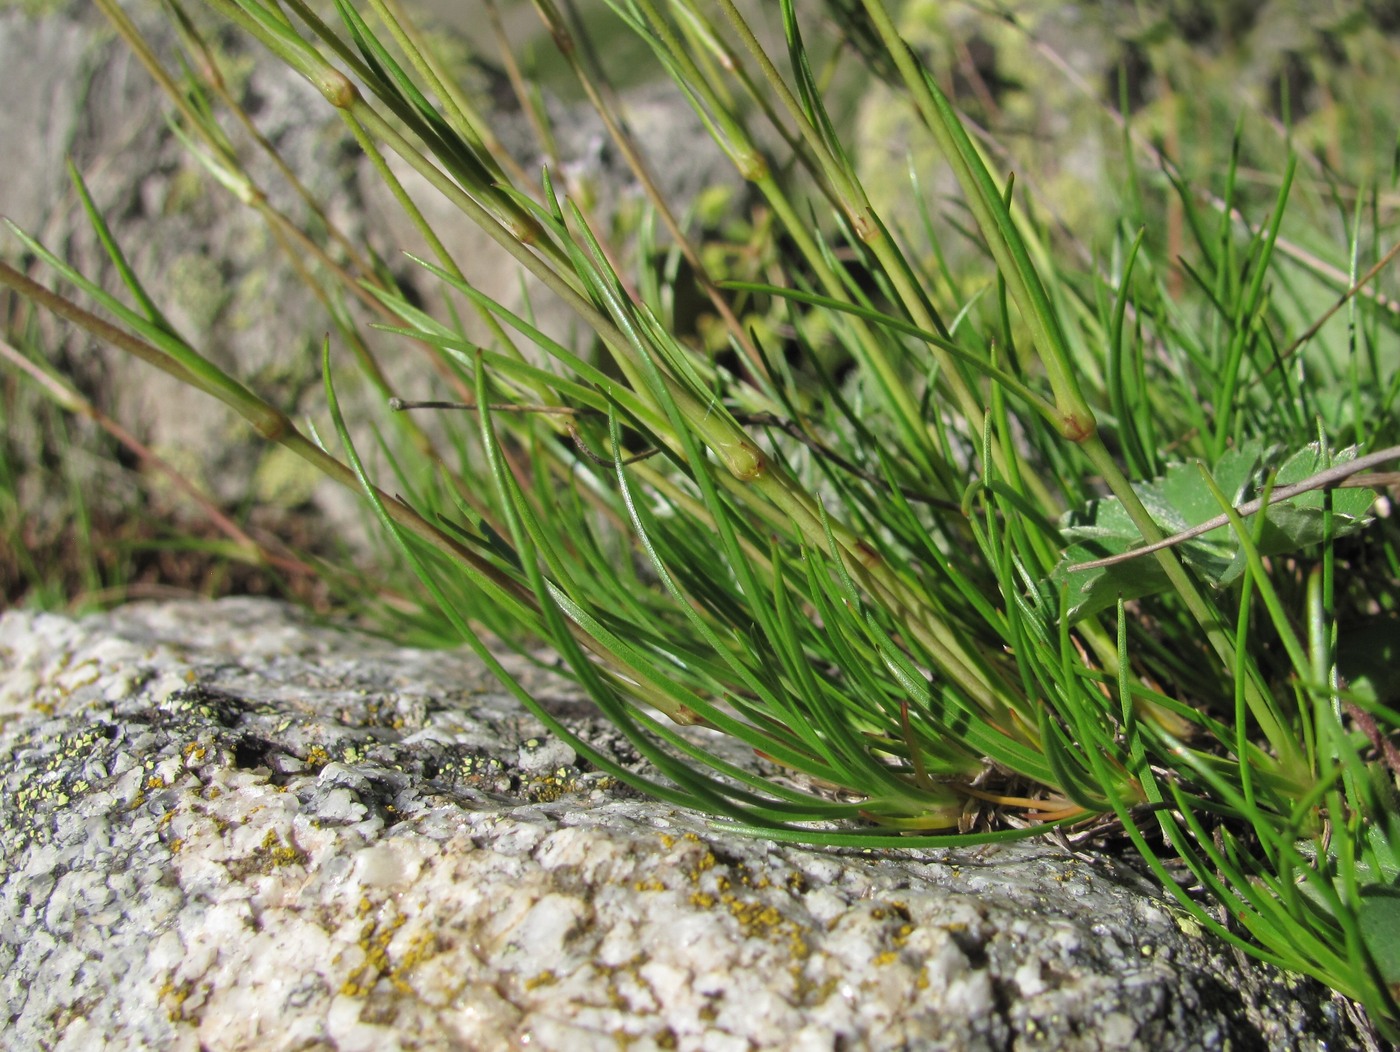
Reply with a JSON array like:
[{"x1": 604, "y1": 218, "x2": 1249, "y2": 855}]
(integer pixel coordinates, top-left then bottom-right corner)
[{"x1": 0, "y1": 598, "x2": 1361, "y2": 1051}]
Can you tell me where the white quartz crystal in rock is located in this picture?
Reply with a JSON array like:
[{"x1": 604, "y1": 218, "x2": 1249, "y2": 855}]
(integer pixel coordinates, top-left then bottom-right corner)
[{"x1": 0, "y1": 599, "x2": 1360, "y2": 1050}]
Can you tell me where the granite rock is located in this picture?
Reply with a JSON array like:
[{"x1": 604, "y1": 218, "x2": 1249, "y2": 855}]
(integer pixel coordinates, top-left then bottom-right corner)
[
  {"x1": 0, "y1": 2, "x2": 737, "y2": 552},
  {"x1": 0, "y1": 598, "x2": 1364, "y2": 1051}
]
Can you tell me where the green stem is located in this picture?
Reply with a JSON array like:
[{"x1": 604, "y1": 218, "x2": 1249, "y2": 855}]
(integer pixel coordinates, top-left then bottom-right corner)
[
  {"x1": 622, "y1": 0, "x2": 948, "y2": 483},
  {"x1": 1078, "y1": 435, "x2": 1304, "y2": 775},
  {"x1": 855, "y1": 0, "x2": 1095, "y2": 441}
]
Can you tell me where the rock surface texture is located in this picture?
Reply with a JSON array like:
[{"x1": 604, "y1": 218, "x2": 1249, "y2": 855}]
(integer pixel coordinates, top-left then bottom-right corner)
[{"x1": 0, "y1": 598, "x2": 1360, "y2": 1051}]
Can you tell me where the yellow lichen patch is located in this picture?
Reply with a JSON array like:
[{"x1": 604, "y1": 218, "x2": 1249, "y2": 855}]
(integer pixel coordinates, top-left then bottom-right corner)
[
  {"x1": 340, "y1": 908, "x2": 426, "y2": 998},
  {"x1": 794, "y1": 974, "x2": 839, "y2": 1005},
  {"x1": 341, "y1": 915, "x2": 402, "y2": 997},
  {"x1": 524, "y1": 969, "x2": 558, "y2": 991},
  {"x1": 633, "y1": 879, "x2": 665, "y2": 892},
  {"x1": 723, "y1": 896, "x2": 782, "y2": 939},
  {"x1": 526, "y1": 768, "x2": 590, "y2": 803},
  {"x1": 259, "y1": 828, "x2": 307, "y2": 867},
  {"x1": 182, "y1": 742, "x2": 209, "y2": 765},
  {"x1": 338, "y1": 743, "x2": 367, "y2": 764},
  {"x1": 684, "y1": 851, "x2": 717, "y2": 883},
  {"x1": 158, "y1": 978, "x2": 200, "y2": 1024},
  {"x1": 359, "y1": 698, "x2": 407, "y2": 731},
  {"x1": 303, "y1": 745, "x2": 331, "y2": 771},
  {"x1": 658, "y1": 834, "x2": 823, "y2": 968},
  {"x1": 389, "y1": 927, "x2": 439, "y2": 995}
]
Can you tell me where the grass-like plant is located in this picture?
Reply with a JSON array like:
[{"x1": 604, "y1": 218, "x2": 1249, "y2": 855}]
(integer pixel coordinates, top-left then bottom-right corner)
[{"x1": 4, "y1": 0, "x2": 1399, "y2": 1033}]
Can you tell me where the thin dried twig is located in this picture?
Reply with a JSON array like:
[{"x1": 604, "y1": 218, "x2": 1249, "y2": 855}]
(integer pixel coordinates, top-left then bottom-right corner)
[{"x1": 0, "y1": 337, "x2": 319, "y2": 581}]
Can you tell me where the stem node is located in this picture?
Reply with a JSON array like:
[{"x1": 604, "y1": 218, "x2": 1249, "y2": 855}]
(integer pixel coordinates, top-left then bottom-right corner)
[
  {"x1": 1061, "y1": 413, "x2": 1097, "y2": 443},
  {"x1": 725, "y1": 441, "x2": 766, "y2": 481},
  {"x1": 316, "y1": 68, "x2": 359, "y2": 110}
]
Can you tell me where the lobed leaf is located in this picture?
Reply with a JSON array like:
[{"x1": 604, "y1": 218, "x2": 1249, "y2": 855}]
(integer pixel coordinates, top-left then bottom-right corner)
[{"x1": 1052, "y1": 442, "x2": 1377, "y2": 621}]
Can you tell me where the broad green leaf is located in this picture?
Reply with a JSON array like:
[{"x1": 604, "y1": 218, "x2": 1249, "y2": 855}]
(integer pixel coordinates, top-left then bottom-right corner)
[
  {"x1": 1292, "y1": 764, "x2": 1400, "y2": 914},
  {"x1": 1339, "y1": 614, "x2": 1400, "y2": 706},
  {"x1": 1359, "y1": 886, "x2": 1400, "y2": 996},
  {"x1": 1051, "y1": 443, "x2": 1376, "y2": 621},
  {"x1": 1230, "y1": 443, "x2": 1380, "y2": 581}
]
